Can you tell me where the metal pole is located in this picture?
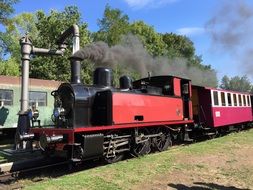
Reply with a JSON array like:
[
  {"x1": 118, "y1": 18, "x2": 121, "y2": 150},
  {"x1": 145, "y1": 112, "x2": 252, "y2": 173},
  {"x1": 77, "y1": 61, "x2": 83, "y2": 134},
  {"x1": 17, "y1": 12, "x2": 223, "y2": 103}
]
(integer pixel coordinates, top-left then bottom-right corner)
[
  {"x1": 20, "y1": 35, "x2": 32, "y2": 113},
  {"x1": 57, "y1": 24, "x2": 80, "y2": 54},
  {"x1": 72, "y1": 24, "x2": 80, "y2": 53}
]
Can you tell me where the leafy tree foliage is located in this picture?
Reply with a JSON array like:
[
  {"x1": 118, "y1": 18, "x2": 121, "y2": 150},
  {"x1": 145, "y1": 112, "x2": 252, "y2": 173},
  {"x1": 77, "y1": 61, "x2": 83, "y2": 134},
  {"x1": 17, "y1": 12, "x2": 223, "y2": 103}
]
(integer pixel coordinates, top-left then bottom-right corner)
[
  {"x1": 0, "y1": 57, "x2": 19, "y2": 76},
  {"x1": 162, "y1": 33, "x2": 195, "y2": 58},
  {"x1": 0, "y1": 0, "x2": 19, "y2": 25},
  {"x1": 2, "y1": 12, "x2": 37, "y2": 60},
  {"x1": 0, "y1": 0, "x2": 19, "y2": 59},
  {"x1": 130, "y1": 21, "x2": 166, "y2": 56},
  {"x1": 30, "y1": 6, "x2": 91, "y2": 82},
  {"x1": 0, "y1": 4, "x2": 221, "y2": 88},
  {"x1": 93, "y1": 5, "x2": 130, "y2": 46},
  {"x1": 220, "y1": 75, "x2": 252, "y2": 92},
  {"x1": 0, "y1": 6, "x2": 91, "y2": 82}
]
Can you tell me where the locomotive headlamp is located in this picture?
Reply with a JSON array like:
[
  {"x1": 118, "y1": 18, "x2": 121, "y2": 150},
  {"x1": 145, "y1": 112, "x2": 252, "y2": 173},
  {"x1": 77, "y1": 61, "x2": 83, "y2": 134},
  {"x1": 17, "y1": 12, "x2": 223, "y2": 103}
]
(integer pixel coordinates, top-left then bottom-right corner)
[
  {"x1": 53, "y1": 108, "x2": 60, "y2": 118},
  {"x1": 53, "y1": 107, "x2": 65, "y2": 118}
]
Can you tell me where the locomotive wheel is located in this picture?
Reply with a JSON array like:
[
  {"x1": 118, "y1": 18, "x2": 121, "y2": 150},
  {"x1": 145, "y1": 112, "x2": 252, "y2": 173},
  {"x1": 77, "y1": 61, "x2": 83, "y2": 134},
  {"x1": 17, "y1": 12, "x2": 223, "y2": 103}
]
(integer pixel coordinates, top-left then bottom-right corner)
[
  {"x1": 67, "y1": 145, "x2": 84, "y2": 160},
  {"x1": 105, "y1": 153, "x2": 124, "y2": 164},
  {"x1": 132, "y1": 128, "x2": 151, "y2": 156},
  {"x1": 132, "y1": 139, "x2": 151, "y2": 156},
  {"x1": 73, "y1": 146, "x2": 84, "y2": 160},
  {"x1": 153, "y1": 127, "x2": 172, "y2": 152}
]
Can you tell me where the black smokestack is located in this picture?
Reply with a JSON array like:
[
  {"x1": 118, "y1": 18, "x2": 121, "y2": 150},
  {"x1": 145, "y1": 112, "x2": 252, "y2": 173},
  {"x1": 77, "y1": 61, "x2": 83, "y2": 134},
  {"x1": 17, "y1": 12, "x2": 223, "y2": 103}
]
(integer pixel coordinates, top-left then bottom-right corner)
[{"x1": 70, "y1": 59, "x2": 81, "y2": 84}]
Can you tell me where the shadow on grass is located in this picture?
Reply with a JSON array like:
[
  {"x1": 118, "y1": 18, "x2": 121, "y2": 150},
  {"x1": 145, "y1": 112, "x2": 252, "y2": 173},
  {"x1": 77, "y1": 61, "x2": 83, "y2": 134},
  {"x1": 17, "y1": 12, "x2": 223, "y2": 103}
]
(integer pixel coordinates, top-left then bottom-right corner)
[{"x1": 168, "y1": 182, "x2": 249, "y2": 190}]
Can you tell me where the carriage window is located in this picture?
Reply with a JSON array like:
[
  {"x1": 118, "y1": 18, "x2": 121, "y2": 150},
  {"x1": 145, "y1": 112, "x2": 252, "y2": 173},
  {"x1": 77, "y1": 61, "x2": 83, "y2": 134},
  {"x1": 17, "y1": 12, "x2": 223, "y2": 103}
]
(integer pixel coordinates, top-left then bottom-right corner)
[
  {"x1": 213, "y1": 91, "x2": 219, "y2": 106},
  {"x1": 221, "y1": 92, "x2": 226, "y2": 106},
  {"x1": 0, "y1": 89, "x2": 13, "y2": 106},
  {"x1": 245, "y1": 95, "x2": 248, "y2": 106},
  {"x1": 233, "y1": 94, "x2": 237, "y2": 106},
  {"x1": 227, "y1": 93, "x2": 232, "y2": 106},
  {"x1": 247, "y1": 96, "x2": 251, "y2": 106},
  {"x1": 29, "y1": 91, "x2": 47, "y2": 107},
  {"x1": 243, "y1": 95, "x2": 246, "y2": 106},
  {"x1": 238, "y1": 95, "x2": 242, "y2": 106}
]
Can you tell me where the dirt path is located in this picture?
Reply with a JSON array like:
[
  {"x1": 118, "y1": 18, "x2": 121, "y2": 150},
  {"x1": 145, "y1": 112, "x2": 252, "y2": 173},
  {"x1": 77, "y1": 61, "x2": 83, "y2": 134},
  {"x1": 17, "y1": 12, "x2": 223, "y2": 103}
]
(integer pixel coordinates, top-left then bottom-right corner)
[{"x1": 134, "y1": 145, "x2": 253, "y2": 190}]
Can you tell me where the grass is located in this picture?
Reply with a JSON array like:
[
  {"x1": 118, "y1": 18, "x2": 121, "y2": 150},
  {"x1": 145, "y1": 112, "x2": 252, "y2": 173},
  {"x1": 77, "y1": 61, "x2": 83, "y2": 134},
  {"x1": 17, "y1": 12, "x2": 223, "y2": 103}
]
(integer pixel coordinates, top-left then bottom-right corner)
[{"x1": 13, "y1": 129, "x2": 253, "y2": 190}]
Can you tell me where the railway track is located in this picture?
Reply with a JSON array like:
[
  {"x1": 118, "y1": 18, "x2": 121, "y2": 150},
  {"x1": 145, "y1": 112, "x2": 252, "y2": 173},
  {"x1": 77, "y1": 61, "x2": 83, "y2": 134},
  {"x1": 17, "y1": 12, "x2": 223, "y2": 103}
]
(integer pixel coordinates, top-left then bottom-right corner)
[{"x1": 0, "y1": 156, "x2": 70, "y2": 183}]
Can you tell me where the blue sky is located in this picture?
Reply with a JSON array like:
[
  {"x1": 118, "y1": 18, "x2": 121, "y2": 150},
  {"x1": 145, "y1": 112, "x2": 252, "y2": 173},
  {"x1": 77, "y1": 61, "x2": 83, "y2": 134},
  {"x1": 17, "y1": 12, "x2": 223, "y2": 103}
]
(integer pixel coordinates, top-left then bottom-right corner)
[{"x1": 12, "y1": 0, "x2": 253, "y2": 82}]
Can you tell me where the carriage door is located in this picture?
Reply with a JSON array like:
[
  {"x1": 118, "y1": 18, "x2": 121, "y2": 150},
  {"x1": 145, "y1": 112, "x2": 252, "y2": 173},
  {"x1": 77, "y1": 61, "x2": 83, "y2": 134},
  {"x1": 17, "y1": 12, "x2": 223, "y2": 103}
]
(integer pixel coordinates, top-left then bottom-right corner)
[{"x1": 181, "y1": 80, "x2": 191, "y2": 120}]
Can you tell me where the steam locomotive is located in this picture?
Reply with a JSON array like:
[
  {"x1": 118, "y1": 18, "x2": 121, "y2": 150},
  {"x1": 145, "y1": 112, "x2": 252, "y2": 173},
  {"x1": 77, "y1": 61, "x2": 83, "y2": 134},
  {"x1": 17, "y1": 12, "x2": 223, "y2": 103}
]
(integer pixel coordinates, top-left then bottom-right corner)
[
  {"x1": 15, "y1": 25, "x2": 252, "y2": 163},
  {"x1": 21, "y1": 60, "x2": 253, "y2": 163},
  {"x1": 26, "y1": 65, "x2": 193, "y2": 163}
]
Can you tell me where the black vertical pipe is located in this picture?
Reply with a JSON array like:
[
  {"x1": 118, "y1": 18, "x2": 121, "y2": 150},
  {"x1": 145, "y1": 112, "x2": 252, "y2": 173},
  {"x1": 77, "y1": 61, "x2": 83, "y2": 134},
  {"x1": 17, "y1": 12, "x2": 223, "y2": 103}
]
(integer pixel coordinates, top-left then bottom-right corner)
[{"x1": 70, "y1": 59, "x2": 81, "y2": 84}]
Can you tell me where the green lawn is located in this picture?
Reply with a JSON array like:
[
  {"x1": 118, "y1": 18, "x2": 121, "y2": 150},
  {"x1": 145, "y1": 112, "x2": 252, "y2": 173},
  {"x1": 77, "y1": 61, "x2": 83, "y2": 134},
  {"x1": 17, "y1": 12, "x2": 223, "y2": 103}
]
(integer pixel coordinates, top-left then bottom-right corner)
[{"x1": 17, "y1": 129, "x2": 253, "y2": 190}]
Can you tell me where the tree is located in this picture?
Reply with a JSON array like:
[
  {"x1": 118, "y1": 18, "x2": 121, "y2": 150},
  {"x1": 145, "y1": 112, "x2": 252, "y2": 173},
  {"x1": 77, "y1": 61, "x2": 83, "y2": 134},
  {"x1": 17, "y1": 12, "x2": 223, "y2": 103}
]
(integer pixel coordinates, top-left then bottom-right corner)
[
  {"x1": 162, "y1": 33, "x2": 195, "y2": 59},
  {"x1": 130, "y1": 21, "x2": 167, "y2": 56},
  {"x1": 30, "y1": 6, "x2": 91, "y2": 82},
  {"x1": 93, "y1": 5, "x2": 130, "y2": 46},
  {"x1": 220, "y1": 75, "x2": 252, "y2": 92},
  {"x1": 0, "y1": 57, "x2": 19, "y2": 76},
  {"x1": 162, "y1": 32, "x2": 205, "y2": 67},
  {"x1": 2, "y1": 12, "x2": 38, "y2": 60},
  {"x1": 220, "y1": 75, "x2": 230, "y2": 89},
  {"x1": 0, "y1": 0, "x2": 19, "y2": 60},
  {"x1": 0, "y1": 13, "x2": 36, "y2": 76},
  {"x1": 0, "y1": 0, "x2": 19, "y2": 26}
]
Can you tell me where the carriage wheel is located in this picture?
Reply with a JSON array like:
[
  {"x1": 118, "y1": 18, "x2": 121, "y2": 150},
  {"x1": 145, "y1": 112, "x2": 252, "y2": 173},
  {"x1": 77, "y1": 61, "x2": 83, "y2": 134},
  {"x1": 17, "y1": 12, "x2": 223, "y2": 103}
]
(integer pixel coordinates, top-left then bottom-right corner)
[{"x1": 153, "y1": 127, "x2": 172, "y2": 152}]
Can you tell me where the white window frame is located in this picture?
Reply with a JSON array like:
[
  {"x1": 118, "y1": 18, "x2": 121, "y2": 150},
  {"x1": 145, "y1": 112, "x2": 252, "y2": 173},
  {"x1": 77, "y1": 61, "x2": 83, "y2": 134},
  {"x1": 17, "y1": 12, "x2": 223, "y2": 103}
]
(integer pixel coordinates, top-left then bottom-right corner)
[
  {"x1": 218, "y1": 91, "x2": 222, "y2": 107},
  {"x1": 227, "y1": 92, "x2": 233, "y2": 107},
  {"x1": 230, "y1": 93, "x2": 234, "y2": 107},
  {"x1": 236, "y1": 94, "x2": 239, "y2": 107},
  {"x1": 238, "y1": 94, "x2": 242, "y2": 107},
  {"x1": 232, "y1": 93, "x2": 238, "y2": 107},
  {"x1": 220, "y1": 91, "x2": 226, "y2": 107},
  {"x1": 245, "y1": 95, "x2": 248, "y2": 106},
  {"x1": 241, "y1": 95, "x2": 244, "y2": 106},
  {"x1": 242, "y1": 95, "x2": 246, "y2": 106},
  {"x1": 248, "y1": 95, "x2": 251, "y2": 107}
]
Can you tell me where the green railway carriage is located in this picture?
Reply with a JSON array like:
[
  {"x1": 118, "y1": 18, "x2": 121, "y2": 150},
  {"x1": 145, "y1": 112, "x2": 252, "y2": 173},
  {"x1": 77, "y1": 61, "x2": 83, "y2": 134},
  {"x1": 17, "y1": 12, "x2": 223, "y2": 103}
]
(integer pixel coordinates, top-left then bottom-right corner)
[{"x1": 0, "y1": 75, "x2": 61, "y2": 135}]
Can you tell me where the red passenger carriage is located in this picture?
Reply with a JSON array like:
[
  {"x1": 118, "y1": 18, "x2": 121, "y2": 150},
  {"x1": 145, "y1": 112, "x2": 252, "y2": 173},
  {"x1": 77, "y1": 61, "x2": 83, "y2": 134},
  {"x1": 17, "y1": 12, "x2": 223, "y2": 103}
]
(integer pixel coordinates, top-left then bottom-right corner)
[{"x1": 192, "y1": 86, "x2": 252, "y2": 131}]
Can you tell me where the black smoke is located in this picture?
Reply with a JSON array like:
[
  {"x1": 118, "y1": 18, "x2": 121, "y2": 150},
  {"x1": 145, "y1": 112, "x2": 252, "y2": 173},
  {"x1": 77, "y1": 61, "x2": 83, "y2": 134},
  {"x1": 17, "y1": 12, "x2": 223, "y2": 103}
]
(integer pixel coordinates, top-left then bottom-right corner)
[
  {"x1": 72, "y1": 34, "x2": 217, "y2": 87},
  {"x1": 206, "y1": 0, "x2": 253, "y2": 78}
]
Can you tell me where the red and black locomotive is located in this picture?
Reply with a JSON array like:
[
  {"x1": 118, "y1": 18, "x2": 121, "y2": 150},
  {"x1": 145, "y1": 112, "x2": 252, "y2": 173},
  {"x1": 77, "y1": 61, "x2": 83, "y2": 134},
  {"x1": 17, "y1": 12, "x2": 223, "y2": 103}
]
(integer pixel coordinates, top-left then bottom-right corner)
[{"x1": 29, "y1": 62, "x2": 193, "y2": 163}]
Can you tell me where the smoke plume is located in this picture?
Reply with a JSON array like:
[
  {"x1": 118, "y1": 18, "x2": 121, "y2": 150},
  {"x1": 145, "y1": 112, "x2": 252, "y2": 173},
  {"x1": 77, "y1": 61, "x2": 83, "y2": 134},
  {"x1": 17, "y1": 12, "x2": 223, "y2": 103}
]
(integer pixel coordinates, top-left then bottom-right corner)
[
  {"x1": 72, "y1": 34, "x2": 217, "y2": 87},
  {"x1": 206, "y1": 0, "x2": 253, "y2": 77}
]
